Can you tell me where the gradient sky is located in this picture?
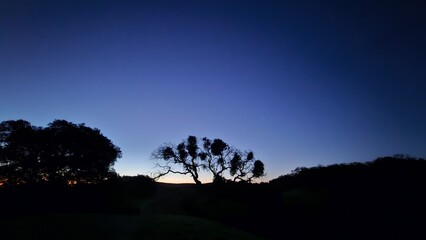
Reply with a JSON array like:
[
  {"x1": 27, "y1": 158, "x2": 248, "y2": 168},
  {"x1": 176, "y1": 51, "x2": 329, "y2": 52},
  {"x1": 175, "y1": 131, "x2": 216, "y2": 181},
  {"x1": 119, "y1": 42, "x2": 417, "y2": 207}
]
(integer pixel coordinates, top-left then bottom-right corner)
[{"x1": 1, "y1": 0, "x2": 425, "y2": 183}]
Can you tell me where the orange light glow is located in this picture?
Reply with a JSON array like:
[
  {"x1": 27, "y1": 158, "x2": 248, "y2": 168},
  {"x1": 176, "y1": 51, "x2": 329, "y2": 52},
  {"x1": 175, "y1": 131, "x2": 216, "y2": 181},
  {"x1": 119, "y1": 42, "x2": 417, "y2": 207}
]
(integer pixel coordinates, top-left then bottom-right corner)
[
  {"x1": 0, "y1": 178, "x2": 5, "y2": 186},
  {"x1": 67, "y1": 180, "x2": 77, "y2": 185}
]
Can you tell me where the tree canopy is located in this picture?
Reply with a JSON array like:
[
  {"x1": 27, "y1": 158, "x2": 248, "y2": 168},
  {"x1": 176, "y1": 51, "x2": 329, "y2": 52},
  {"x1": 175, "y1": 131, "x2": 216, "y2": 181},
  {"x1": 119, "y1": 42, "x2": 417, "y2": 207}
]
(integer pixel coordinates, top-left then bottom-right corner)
[
  {"x1": 0, "y1": 119, "x2": 121, "y2": 185},
  {"x1": 151, "y1": 136, "x2": 203, "y2": 185},
  {"x1": 152, "y1": 135, "x2": 265, "y2": 184}
]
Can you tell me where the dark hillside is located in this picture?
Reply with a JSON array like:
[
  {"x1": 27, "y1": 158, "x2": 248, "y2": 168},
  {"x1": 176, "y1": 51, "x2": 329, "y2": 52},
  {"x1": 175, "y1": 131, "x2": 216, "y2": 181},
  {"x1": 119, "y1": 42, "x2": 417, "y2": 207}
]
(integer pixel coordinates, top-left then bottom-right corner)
[{"x1": 268, "y1": 156, "x2": 426, "y2": 239}]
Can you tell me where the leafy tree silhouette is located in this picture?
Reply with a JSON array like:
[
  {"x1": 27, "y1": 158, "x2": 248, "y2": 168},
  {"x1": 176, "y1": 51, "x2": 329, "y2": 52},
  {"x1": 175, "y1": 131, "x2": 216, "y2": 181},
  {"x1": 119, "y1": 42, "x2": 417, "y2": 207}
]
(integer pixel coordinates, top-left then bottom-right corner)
[
  {"x1": 0, "y1": 119, "x2": 121, "y2": 185},
  {"x1": 0, "y1": 120, "x2": 42, "y2": 184},
  {"x1": 199, "y1": 138, "x2": 233, "y2": 183},
  {"x1": 151, "y1": 135, "x2": 265, "y2": 184},
  {"x1": 230, "y1": 151, "x2": 265, "y2": 182},
  {"x1": 152, "y1": 136, "x2": 203, "y2": 185}
]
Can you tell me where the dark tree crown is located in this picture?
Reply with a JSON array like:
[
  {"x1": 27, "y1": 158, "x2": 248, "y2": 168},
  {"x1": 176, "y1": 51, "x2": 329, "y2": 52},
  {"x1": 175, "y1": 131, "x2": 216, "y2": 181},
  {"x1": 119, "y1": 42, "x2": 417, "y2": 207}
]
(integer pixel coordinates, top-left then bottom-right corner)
[{"x1": 0, "y1": 119, "x2": 121, "y2": 185}]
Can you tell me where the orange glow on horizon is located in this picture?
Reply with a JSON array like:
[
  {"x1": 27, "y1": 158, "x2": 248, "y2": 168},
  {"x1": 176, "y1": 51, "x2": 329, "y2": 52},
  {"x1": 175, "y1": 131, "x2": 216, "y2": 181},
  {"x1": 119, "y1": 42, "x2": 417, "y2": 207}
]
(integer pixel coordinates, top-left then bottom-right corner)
[
  {"x1": 156, "y1": 173, "x2": 268, "y2": 184},
  {"x1": 156, "y1": 174, "x2": 210, "y2": 184}
]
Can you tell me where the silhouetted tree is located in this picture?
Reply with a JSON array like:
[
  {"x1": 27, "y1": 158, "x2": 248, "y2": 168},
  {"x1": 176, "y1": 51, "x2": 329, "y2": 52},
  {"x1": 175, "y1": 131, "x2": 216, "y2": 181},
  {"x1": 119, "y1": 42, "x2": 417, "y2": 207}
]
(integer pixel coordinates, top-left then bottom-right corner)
[
  {"x1": 230, "y1": 151, "x2": 265, "y2": 182},
  {"x1": 199, "y1": 138, "x2": 232, "y2": 183},
  {"x1": 0, "y1": 119, "x2": 121, "y2": 185},
  {"x1": 152, "y1": 135, "x2": 266, "y2": 184},
  {"x1": 152, "y1": 136, "x2": 202, "y2": 185},
  {"x1": 0, "y1": 120, "x2": 42, "y2": 184}
]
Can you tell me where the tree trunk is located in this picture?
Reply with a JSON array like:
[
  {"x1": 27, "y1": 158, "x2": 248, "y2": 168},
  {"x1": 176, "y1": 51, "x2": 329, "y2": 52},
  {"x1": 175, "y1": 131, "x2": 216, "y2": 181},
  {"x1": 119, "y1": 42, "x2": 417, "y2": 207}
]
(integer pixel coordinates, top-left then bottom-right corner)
[
  {"x1": 193, "y1": 178, "x2": 202, "y2": 185},
  {"x1": 190, "y1": 167, "x2": 202, "y2": 185}
]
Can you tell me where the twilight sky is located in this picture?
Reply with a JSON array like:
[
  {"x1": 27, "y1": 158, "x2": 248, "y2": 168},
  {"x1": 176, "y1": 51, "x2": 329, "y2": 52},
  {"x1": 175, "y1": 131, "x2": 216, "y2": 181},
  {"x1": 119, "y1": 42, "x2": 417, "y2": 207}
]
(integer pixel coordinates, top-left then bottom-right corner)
[{"x1": 1, "y1": 0, "x2": 425, "y2": 183}]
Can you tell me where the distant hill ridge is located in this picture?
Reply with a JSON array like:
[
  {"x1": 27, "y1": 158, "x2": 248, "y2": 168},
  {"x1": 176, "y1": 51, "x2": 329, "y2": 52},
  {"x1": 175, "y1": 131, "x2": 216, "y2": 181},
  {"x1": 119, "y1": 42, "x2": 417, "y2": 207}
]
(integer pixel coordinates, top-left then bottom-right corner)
[{"x1": 270, "y1": 155, "x2": 426, "y2": 189}]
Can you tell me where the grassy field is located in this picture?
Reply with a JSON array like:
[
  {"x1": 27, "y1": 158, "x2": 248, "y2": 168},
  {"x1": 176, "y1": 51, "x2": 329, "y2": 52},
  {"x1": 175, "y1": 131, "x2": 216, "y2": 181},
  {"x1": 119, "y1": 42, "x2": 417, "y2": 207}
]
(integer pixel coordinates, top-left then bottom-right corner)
[
  {"x1": 0, "y1": 183, "x2": 265, "y2": 240},
  {"x1": 0, "y1": 214, "x2": 264, "y2": 240}
]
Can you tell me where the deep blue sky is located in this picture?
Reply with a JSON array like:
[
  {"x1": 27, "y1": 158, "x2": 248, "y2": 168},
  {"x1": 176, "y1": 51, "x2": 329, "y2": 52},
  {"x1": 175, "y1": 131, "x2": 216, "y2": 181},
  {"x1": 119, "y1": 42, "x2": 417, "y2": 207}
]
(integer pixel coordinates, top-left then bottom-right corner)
[{"x1": 1, "y1": 0, "x2": 425, "y2": 183}]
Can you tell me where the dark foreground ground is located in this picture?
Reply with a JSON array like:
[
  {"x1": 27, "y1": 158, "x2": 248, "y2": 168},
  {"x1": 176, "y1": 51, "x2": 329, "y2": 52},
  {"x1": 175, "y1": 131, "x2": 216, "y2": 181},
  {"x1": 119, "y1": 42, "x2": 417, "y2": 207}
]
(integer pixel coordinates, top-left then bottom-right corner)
[
  {"x1": 2, "y1": 157, "x2": 426, "y2": 239},
  {"x1": 0, "y1": 183, "x2": 265, "y2": 240},
  {"x1": 1, "y1": 182, "x2": 425, "y2": 240}
]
